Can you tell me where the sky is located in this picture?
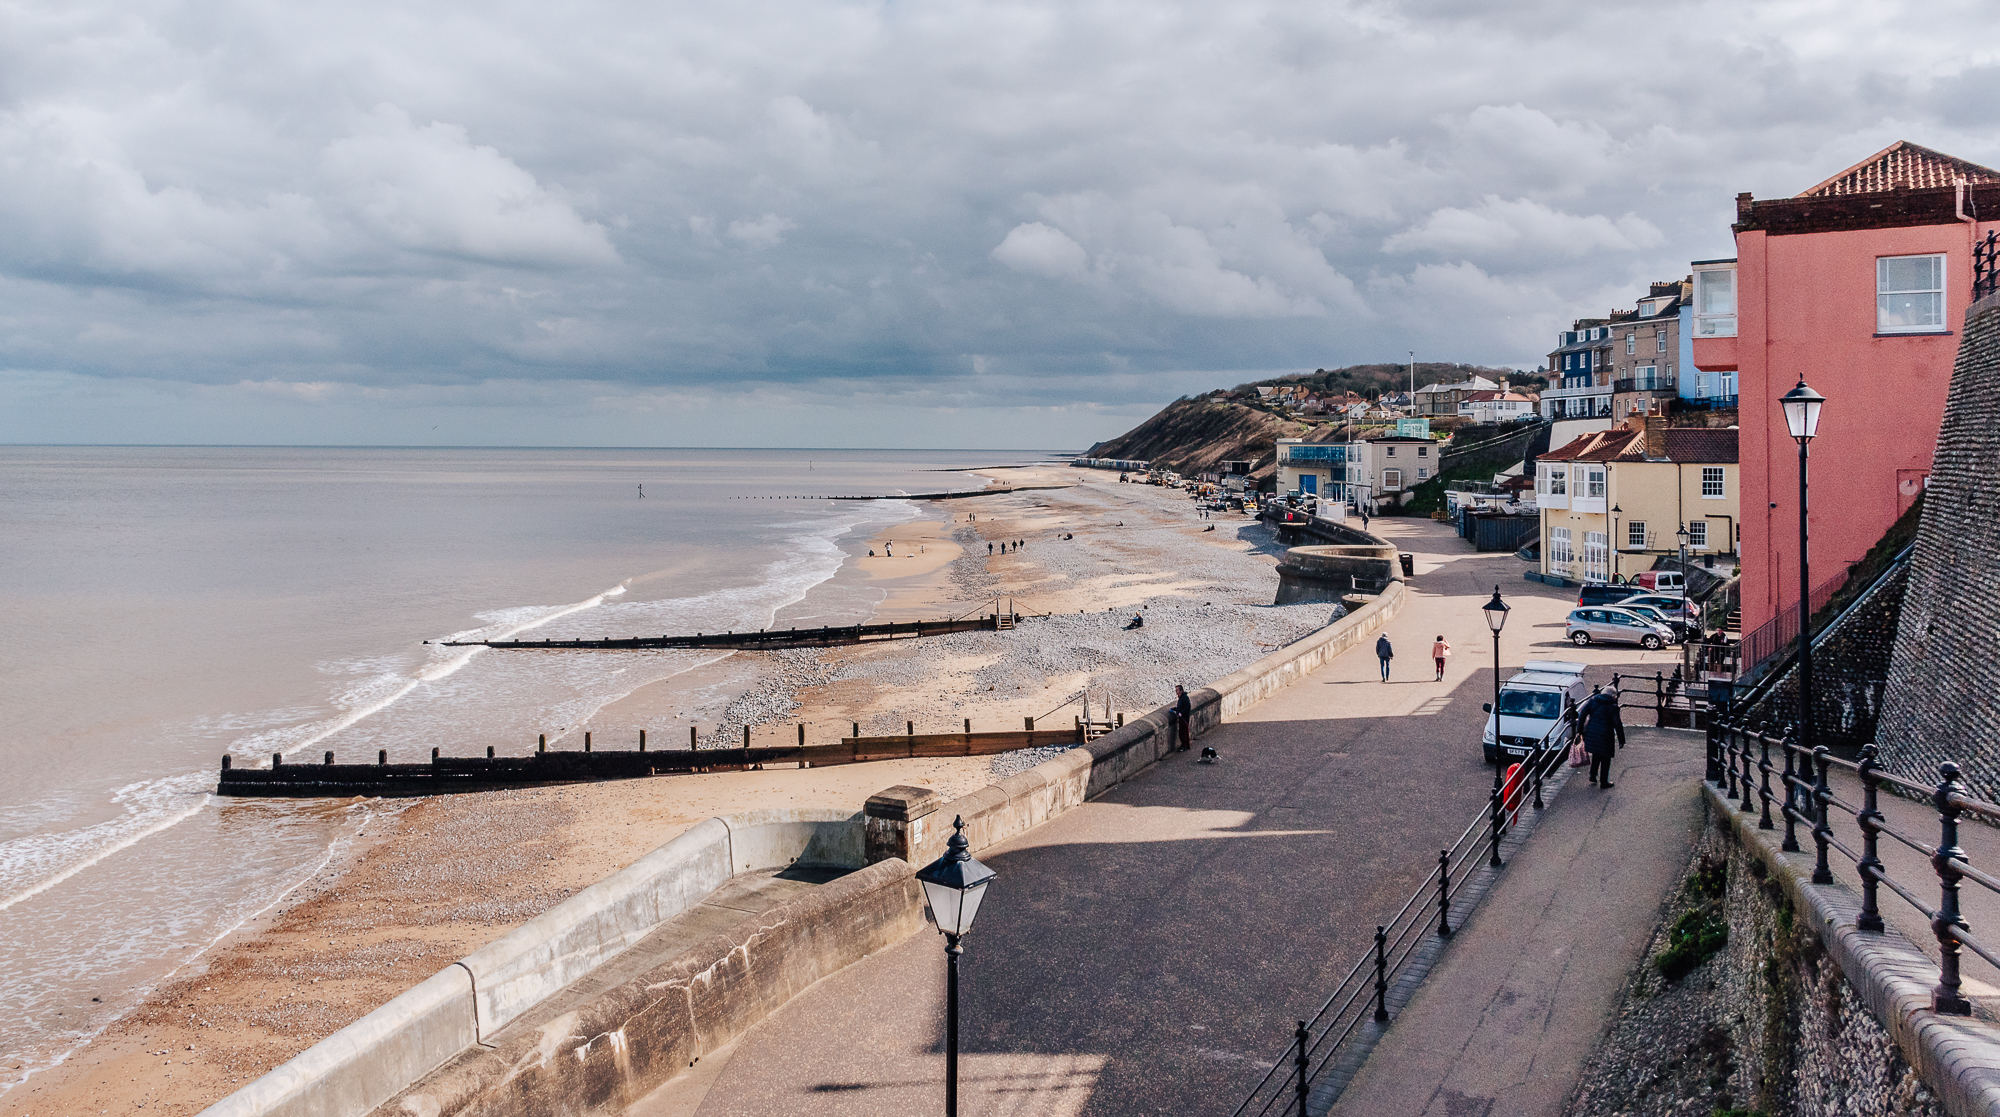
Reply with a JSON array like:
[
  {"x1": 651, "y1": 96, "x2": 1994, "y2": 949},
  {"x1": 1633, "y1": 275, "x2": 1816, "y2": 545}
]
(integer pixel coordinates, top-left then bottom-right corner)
[{"x1": 4, "y1": 0, "x2": 2000, "y2": 449}]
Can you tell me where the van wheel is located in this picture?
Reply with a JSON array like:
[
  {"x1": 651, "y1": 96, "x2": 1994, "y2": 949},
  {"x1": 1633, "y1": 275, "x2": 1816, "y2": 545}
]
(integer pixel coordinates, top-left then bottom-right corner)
[
  {"x1": 1570, "y1": 631, "x2": 1591, "y2": 646},
  {"x1": 1641, "y1": 634, "x2": 1664, "y2": 650}
]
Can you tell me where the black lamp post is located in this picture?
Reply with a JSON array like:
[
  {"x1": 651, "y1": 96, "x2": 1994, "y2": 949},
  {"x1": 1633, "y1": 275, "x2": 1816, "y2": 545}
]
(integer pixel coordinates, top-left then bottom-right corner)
[
  {"x1": 1610, "y1": 504, "x2": 1623, "y2": 581},
  {"x1": 1676, "y1": 521, "x2": 1690, "y2": 584},
  {"x1": 915, "y1": 816, "x2": 996, "y2": 1117},
  {"x1": 1781, "y1": 380, "x2": 1825, "y2": 766},
  {"x1": 1483, "y1": 587, "x2": 1511, "y2": 792}
]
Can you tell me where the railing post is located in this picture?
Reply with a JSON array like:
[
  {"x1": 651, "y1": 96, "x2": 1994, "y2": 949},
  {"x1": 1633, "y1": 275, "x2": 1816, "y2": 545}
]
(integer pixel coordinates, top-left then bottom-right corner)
[
  {"x1": 1780, "y1": 726, "x2": 1802, "y2": 853},
  {"x1": 1740, "y1": 722, "x2": 1761, "y2": 812},
  {"x1": 1294, "y1": 1020, "x2": 1311, "y2": 1113},
  {"x1": 1437, "y1": 849, "x2": 1453, "y2": 937},
  {"x1": 1757, "y1": 730, "x2": 1776, "y2": 830},
  {"x1": 1933, "y1": 762, "x2": 1973, "y2": 1015},
  {"x1": 1723, "y1": 721, "x2": 1738, "y2": 798},
  {"x1": 1811, "y1": 746, "x2": 1834, "y2": 886},
  {"x1": 1856, "y1": 744, "x2": 1886, "y2": 933},
  {"x1": 1373, "y1": 925, "x2": 1390, "y2": 1022},
  {"x1": 1529, "y1": 725, "x2": 1545, "y2": 811},
  {"x1": 1655, "y1": 670, "x2": 1665, "y2": 727},
  {"x1": 1706, "y1": 715, "x2": 1725, "y2": 786}
]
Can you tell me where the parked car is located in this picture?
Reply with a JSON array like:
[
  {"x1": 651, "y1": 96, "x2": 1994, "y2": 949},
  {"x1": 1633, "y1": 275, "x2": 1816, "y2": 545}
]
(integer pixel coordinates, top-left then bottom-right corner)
[
  {"x1": 1481, "y1": 659, "x2": 1589, "y2": 764},
  {"x1": 1617, "y1": 603, "x2": 1687, "y2": 642},
  {"x1": 1576, "y1": 583, "x2": 1640, "y2": 608},
  {"x1": 1630, "y1": 569, "x2": 1685, "y2": 594},
  {"x1": 1620, "y1": 592, "x2": 1699, "y2": 628},
  {"x1": 1566, "y1": 606, "x2": 1673, "y2": 650}
]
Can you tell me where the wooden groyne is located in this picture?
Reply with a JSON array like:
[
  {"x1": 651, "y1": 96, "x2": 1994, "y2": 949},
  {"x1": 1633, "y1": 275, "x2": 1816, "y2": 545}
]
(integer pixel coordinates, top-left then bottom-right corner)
[
  {"x1": 731, "y1": 484, "x2": 1072, "y2": 501},
  {"x1": 215, "y1": 725, "x2": 1091, "y2": 798},
  {"x1": 431, "y1": 613, "x2": 1024, "y2": 651}
]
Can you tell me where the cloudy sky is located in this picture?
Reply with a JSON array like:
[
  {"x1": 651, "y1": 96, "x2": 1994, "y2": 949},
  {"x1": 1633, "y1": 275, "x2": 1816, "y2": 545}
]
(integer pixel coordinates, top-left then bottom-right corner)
[{"x1": 4, "y1": 0, "x2": 1998, "y2": 449}]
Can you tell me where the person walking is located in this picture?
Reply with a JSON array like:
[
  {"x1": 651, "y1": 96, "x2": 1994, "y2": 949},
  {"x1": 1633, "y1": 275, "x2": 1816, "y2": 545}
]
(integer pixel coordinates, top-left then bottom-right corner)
[
  {"x1": 1430, "y1": 635, "x2": 1451, "y2": 681},
  {"x1": 1174, "y1": 685, "x2": 1193, "y2": 751},
  {"x1": 1580, "y1": 684, "x2": 1626, "y2": 788},
  {"x1": 1375, "y1": 633, "x2": 1394, "y2": 681}
]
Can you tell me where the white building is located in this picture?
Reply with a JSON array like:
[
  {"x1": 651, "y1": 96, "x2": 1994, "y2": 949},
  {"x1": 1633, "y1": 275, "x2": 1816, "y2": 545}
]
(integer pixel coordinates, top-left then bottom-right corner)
[
  {"x1": 1346, "y1": 434, "x2": 1437, "y2": 514},
  {"x1": 1459, "y1": 390, "x2": 1537, "y2": 424}
]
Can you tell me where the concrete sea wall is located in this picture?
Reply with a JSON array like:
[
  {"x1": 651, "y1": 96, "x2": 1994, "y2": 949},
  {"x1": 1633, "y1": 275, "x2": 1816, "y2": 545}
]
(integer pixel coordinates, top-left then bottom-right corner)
[
  {"x1": 1273, "y1": 545, "x2": 1401, "y2": 602},
  {"x1": 202, "y1": 581, "x2": 1409, "y2": 1117},
  {"x1": 1565, "y1": 786, "x2": 2000, "y2": 1116}
]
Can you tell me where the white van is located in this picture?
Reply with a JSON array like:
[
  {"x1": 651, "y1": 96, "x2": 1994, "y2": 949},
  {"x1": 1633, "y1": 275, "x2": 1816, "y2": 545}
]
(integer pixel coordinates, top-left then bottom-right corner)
[{"x1": 1481, "y1": 659, "x2": 1589, "y2": 764}]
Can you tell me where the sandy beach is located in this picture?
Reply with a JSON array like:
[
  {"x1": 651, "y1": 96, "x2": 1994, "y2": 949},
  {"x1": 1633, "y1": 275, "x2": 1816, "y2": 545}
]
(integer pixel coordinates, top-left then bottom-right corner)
[{"x1": 2, "y1": 466, "x2": 1326, "y2": 1116}]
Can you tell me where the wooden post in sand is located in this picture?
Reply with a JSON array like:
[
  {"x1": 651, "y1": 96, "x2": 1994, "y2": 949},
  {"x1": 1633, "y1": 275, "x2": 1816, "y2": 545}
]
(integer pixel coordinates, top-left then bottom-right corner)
[
  {"x1": 798, "y1": 724, "x2": 806, "y2": 747},
  {"x1": 431, "y1": 746, "x2": 440, "y2": 762},
  {"x1": 325, "y1": 751, "x2": 334, "y2": 765},
  {"x1": 1025, "y1": 717, "x2": 1035, "y2": 731},
  {"x1": 487, "y1": 746, "x2": 495, "y2": 758},
  {"x1": 907, "y1": 720, "x2": 915, "y2": 738},
  {"x1": 584, "y1": 732, "x2": 592, "y2": 753},
  {"x1": 743, "y1": 725, "x2": 751, "y2": 748},
  {"x1": 538, "y1": 734, "x2": 547, "y2": 754},
  {"x1": 690, "y1": 726, "x2": 698, "y2": 750},
  {"x1": 377, "y1": 750, "x2": 387, "y2": 765},
  {"x1": 639, "y1": 729, "x2": 647, "y2": 752},
  {"x1": 852, "y1": 721, "x2": 860, "y2": 738},
  {"x1": 964, "y1": 718, "x2": 971, "y2": 733}
]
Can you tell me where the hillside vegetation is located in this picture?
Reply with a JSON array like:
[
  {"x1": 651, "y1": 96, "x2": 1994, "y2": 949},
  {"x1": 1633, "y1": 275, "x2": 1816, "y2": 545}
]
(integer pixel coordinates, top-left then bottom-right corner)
[{"x1": 1084, "y1": 398, "x2": 1321, "y2": 477}]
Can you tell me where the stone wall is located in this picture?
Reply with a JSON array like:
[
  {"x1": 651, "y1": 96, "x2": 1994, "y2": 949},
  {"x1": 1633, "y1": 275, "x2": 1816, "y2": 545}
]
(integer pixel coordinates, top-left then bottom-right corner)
[
  {"x1": 1565, "y1": 788, "x2": 2000, "y2": 1117},
  {"x1": 1879, "y1": 293, "x2": 2000, "y2": 798},
  {"x1": 1745, "y1": 560, "x2": 1910, "y2": 754}
]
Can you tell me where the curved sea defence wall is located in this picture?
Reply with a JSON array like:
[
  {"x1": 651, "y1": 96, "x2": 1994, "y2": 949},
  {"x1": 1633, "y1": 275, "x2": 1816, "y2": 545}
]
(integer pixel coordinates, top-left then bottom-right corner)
[
  {"x1": 1273, "y1": 543, "x2": 1401, "y2": 603},
  {"x1": 201, "y1": 581, "x2": 1409, "y2": 1117}
]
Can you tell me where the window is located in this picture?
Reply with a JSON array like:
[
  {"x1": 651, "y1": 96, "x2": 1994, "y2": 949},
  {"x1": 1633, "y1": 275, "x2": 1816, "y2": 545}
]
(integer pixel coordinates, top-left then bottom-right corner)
[
  {"x1": 1879, "y1": 254, "x2": 1946, "y2": 333},
  {"x1": 1694, "y1": 371, "x2": 1709, "y2": 396},
  {"x1": 1657, "y1": 332, "x2": 1668, "y2": 353},
  {"x1": 1628, "y1": 520, "x2": 1647, "y2": 548},
  {"x1": 1550, "y1": 527, "x2": 1573, "y2": 573},
  {"x1": 1385, "y1": 446, "x2": 1395, "y2": 456},
  {"x1": 1688, "y1": 521, "x2": 1709, "y2": 549},
  {"x1": 1417, "y1": 467, "x2": 1429, "y2": 479},
  {"x1": 1418, "y1": 445, "x2": 1429, "y2": 457},
  {"x1": 1547, "y1": 466, "x2": 1567, "y2": 495},
  {"x1": 1701, "y1": 467, "x2": 1725, "y2": 498},
  {"x1": 1585, "y1": 467, "x2": 1606, "y2": 499},
  {"x1": 1694, "y1": 266, "x2": 1736, "y2": 337},
  {"x1": 1382, "y1": 469, "x2": 1404, "y2": 490},
  {"x1": 1626, "y1": 334, "x2": 1636, "y2": 355},
  {"x1": 1583, "y1": 531, "x2": 1608, "y2": 582}
]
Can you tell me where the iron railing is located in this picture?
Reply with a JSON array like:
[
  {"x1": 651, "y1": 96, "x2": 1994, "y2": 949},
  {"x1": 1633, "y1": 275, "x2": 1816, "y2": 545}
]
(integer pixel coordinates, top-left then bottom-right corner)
[
  {"x1": 1712, "y1": 719, "x2": 2000, "y2": 1014},
  {"x1": 1976, "y1": 228, "x2": 1998, "y2": 302},
  {"x1": 1612, "y1": 376, "x2": 1677, "y2": 394},
  {"x1": 1735, "y1": 569, "x2": 1850, "y2": 679},
  {"x1": 1229, "y1": 705, "x2": 1581, "y2": 1116},
  {"x1": 1678, "y1": 394, "x2": 1740, "y2": 412}
]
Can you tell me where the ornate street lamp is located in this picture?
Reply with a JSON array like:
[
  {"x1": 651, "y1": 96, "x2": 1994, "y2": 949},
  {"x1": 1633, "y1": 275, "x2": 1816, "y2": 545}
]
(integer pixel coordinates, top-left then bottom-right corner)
[
  {"x1": 1483, "y1": 586, "x2": 1511, "y2": 867},
  {"x1": 915, "y1": 817, "x2": 997, "y2": 1117},
  {"x1": 1781, "y1": 379, "x2": 1825, "y2": 845},
  {"x1": 1610, "y1": 504, "x2": 1623, "y2": 581}
]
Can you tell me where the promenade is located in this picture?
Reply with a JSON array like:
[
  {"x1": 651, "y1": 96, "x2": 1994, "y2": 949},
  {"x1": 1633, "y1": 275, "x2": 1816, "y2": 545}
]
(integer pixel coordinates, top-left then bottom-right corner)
[{"x1": 636, "y1": 518, "x2": 1679, "y2": 1116}]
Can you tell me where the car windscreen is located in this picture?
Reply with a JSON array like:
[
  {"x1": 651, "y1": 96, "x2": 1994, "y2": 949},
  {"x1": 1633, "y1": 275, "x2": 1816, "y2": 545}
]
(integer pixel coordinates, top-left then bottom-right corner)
[{"x1": 1497, "y1": 690, "x2": 1563, "y2": 719}]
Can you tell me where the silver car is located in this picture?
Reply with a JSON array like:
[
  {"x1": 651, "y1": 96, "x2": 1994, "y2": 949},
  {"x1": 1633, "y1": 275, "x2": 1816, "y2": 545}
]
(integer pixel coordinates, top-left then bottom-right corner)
[{"x1": 1566, "y1": 606, "x2": 1672, "y2": 650}]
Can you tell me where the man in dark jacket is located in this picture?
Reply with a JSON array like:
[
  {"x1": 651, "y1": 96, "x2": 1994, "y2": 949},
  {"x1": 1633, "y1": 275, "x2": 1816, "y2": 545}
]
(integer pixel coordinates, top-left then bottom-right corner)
[
  {"x1": 1375, "y1": 634, "x2": 1393, "y2": 681},
  {"x1": 1174, "y1": 685, "x2": 1193, "y2": 751},
  {"x1": 1580, "y1": 685, "x2": 1625, "y2": 788}
]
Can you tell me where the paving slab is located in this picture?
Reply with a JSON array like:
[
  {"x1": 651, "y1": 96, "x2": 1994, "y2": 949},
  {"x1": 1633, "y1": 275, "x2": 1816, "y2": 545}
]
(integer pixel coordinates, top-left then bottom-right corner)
[{"x1": 1326, "y1": 726, "x2": 1707, "y2": 1117}]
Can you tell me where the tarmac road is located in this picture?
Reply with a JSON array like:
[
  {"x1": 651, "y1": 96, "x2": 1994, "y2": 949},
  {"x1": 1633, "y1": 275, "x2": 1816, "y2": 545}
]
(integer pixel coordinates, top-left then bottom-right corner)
[{"x1": 634, "y1": 518, "x2": 1675, "y2": 1117}]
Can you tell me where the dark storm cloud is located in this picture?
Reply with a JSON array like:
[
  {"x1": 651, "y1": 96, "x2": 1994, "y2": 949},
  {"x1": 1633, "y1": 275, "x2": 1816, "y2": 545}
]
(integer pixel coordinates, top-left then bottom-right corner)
[{"x1": 3, "y1": 0, "x2": 1997, "y2": 443}]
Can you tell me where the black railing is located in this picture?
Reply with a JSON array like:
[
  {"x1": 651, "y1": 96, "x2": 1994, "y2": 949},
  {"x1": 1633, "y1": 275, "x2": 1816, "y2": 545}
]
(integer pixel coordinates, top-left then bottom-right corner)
[
  {"x1": 1612, "y1": 377, "x2": 1677, "y2": 394},
  {"x1": 1229, "y1": 705, "x2": 1580, "y2": 1116},
  {"x1": 1976, "y1": 228, "x2": 1998, "y2": 302},
  {"x1": 1711, "y1": 719, "x2": 2000, "y2": 1014},
  {"x1": 1678, "y1": 394, "x2": 1740, "y2": 412},
  {"x1": 1736, "y1": 570, "x2": 1849, "y2": 678}
]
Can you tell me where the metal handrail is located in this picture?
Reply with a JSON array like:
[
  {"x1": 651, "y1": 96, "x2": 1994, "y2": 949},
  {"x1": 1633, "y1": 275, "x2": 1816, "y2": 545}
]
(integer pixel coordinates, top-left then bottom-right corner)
[
  {"x1": 1230, "y1": 706, "x2": 1580, "y2": 1116},
  {"x1": 1712, "y1": 718, "x2": 2000, "y2": 1014}
]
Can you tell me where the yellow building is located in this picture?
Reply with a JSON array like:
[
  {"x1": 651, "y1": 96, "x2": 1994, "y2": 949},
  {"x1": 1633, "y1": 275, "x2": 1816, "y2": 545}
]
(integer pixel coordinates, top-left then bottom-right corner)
[{"x1": 1533, "y1": 420, "x2": 1739, "y2": 584}]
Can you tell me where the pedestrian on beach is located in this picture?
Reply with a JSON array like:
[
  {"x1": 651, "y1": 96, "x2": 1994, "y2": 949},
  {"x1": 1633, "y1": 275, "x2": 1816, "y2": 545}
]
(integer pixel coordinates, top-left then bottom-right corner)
[
  {"x1": 1580, "y1": 684, "x2": 1625, "y2": 788},
  {"x1": 1431, "y1": 635, "x2": 1451, "y2": 680},
  {"x1": 1175, "y1": 685, "x2": 1193, "y2": 751},
  {"x1": 1375, "y1": 633, "x2": 1393, "y2": 681}
]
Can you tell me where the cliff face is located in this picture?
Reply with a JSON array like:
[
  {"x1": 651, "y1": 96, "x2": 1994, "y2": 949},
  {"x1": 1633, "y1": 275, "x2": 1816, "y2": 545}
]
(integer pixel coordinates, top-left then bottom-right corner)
[{"x1": 1085, "y1": 398, "x2": 1320, "y2": 477}]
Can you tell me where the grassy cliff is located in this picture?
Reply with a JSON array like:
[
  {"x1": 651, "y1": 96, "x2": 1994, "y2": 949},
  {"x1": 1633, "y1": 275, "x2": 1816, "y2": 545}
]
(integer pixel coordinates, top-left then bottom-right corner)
[{"x1": 1084, "y1": 397, "x2": 1321, "y2": 478}]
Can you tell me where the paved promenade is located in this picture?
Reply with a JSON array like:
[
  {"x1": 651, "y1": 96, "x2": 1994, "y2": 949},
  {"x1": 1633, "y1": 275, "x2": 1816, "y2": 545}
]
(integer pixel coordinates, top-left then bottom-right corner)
[{"x1": 635, "y1": 519, "x2": 1678, "y2": 1117}]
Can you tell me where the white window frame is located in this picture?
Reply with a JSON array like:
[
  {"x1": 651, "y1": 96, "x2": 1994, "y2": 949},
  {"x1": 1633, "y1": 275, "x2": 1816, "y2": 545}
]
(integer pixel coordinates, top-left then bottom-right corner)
[
  {"x1": 1657, "y1": 331, "x2": 1668, "y2": 353},
  {"x1": 1701, "y1": 467, "x2": 1725, "y2": 498},
  {"x1": 1382, "y1": 468, "x2": 1404, "y2": 491},
  {"x1": 1626, "y1": 334, "x2": 1636, "y2": 355},
  {"x1": 1721, "y1": 370, "x2": 1738, "y2": 397},
  {"x1": 1582, "y1": 531, "x2": 1608, "y2": 583},
  {"x1": 1547, "y1": 466, "x2": 1567, "y2": 496},
  {"x1": 1688, "y1": 521, "x2": 1710, "y2": 550},
  {"x1": 1550, "y1": 527, "x2": 1573, "y2": 574},
  {"x1": 1694, "y1": 266, "x2": 1737, "y2": 337},
  {"x1": 1585, "y1": 467, "x2": 1606, "y2": 500},
  {"x1": 1417, "y1": 467, "x2": 1429, "y2": 479},
  {"x1": 1878, "y1": 253, "x2": 1947, "y2": 334},
  {"x1": 1627, "y1": 520, "x2": 1647, "y2": 549}
]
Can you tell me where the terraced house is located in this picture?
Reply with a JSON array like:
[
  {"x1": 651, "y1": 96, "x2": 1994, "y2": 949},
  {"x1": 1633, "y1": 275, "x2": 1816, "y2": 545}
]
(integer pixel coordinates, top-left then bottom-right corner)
[{"x1": 1533, "y1": 420, "x2": 1740, "y2": 586}]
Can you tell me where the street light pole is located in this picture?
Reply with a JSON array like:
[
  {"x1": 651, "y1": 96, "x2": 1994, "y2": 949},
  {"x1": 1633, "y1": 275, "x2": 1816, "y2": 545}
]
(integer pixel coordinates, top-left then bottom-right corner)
[
  {"x1": 1482, "y1": 587, "x2": 1511, "y2": 868},
  {"x1": 1610, "y1": 504, "x2": 1622, "y2": 581},
  {"x1": 915, "y1": 817, "x2": 996, "y2": 1117},
  {"x1": 1677, "y1": 522, "x2": 1689, "y2": 587},
  {"x1": 1781, "y1": 380, "x2": 1826, "y2": 764}
]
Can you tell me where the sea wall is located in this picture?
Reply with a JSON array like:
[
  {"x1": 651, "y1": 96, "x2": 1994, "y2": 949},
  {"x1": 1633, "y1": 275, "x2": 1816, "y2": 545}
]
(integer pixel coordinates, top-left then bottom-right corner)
[
  {"x1": 1879, "y1": 291, "x2": 2000, "y2": 796},
  {"x1": 1273, "y1": 545, "x2": 1400, "y2": 602},
  {"x1": 1565, "y1": 786, "x2": 2000, "y2": 1116},
  {"x1": 206, "y1": 579, "x2": 1411, "y2": 1117},
  {"x1": 198, "y1": 810, "x2": 865, "y2": 1117}
]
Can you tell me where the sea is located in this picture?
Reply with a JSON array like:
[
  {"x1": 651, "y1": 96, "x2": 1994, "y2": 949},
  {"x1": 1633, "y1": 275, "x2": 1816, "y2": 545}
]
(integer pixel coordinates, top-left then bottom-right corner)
[{"x1": 0, "y1": 445, "x2": 1050, "y2": 1088}]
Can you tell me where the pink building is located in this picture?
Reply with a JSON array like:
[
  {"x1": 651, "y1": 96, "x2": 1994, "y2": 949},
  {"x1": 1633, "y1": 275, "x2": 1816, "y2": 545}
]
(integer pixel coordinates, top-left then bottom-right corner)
[{"x1": 1693, "y1": 142, "x2": 2000, "y2": 637}]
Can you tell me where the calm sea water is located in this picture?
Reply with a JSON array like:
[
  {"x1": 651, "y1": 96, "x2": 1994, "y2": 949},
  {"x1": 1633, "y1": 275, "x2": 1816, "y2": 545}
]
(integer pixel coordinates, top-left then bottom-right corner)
[{"x1": 0, "y1": 445, "x2": 1046, "y2": 1086}]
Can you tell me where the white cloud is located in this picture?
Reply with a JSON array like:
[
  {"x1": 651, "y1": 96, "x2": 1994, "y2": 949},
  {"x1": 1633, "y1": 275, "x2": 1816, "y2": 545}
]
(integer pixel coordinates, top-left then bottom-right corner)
[
  {"x1": 1383, "y1": 196, "x2": 1664, "y2": 260},
  {"x1": 725, "y1": 213, "x2": 797, "y2": 249},
  {"x1": 991, "y1": 222, "x2": 1090, "y2": 280}
]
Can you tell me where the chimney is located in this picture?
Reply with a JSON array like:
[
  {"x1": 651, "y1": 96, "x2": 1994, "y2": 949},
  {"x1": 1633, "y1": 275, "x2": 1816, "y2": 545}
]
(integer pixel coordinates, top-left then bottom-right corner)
[{"x1": 1643, "y1": 416, "x2": 1668, "y2": 460}]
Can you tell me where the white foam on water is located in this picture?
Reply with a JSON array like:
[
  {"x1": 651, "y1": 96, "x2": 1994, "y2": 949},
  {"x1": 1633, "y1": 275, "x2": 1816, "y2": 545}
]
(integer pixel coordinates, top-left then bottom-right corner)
[{"x1": 0, "y1": 775, "x2": 212, "y2": 913}]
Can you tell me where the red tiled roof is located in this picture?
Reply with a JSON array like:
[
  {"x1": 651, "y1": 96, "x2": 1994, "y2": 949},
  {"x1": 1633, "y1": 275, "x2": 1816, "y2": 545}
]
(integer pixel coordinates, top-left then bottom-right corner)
[
  {"x1": 1538, "y1": 429, "x2": 1644, "y2": 463},
  {"x1": 1662, "y1": 427, "x2": 1738, "y2": 463},
  {"x1": 1799, "y1": 141, "x2": 2000, "y2": 198}
]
